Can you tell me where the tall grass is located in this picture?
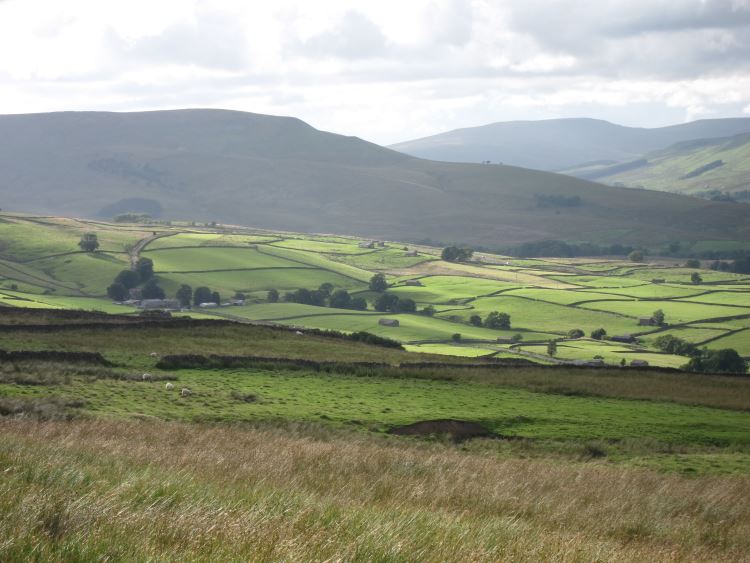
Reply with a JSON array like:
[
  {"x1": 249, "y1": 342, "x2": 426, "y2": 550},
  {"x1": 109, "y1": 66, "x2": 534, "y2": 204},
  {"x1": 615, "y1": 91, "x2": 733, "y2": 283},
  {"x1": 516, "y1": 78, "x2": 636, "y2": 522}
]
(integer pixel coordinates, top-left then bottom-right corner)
[{"x1": 1, "y1": 419, "x2": 748, "y2": 561}]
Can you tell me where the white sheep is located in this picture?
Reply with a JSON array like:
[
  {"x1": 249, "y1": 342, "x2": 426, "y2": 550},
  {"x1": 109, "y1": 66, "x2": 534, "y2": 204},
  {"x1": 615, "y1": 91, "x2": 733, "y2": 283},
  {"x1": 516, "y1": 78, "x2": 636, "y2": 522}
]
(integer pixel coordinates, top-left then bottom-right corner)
[
  {"x1": 165, "y1": 382, "x2": 174, "y2": 391},
  {"x1": 295, "y1": 330, "x2": 304, "y2": 336},
  {"x1": 149, "y1": 352, "x2": 159, "y2": 358},
  {"x1": 142, "y1": 373, "x2": 153, "y2": 381},
  {"x1": 180, "y1": 388, "x2": 192, "y2": 397}
]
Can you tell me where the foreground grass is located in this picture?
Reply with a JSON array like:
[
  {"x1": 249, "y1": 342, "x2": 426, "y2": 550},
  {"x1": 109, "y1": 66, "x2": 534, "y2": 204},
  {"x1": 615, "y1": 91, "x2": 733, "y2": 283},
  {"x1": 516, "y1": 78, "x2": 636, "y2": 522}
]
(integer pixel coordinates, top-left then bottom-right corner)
[{"x1": 1, "y1": 419, "x2": 748, "y2": 562}]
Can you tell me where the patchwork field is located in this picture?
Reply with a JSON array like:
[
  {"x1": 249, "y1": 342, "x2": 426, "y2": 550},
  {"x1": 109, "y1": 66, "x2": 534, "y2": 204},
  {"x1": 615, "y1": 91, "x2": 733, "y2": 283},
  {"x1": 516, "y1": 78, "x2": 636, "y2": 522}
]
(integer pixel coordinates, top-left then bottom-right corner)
[{"x1": 1, "y1": 212, "x2": 749, "y2": 369}]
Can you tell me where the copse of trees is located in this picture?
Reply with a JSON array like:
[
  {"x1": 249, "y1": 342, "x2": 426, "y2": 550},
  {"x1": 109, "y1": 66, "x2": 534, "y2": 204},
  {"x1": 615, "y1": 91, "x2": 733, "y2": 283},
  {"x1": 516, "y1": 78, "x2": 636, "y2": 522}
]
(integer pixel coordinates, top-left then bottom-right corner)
[
  {"x1": 193, "y1": 286, "x2": 214, "y2": 306},
  {"x1": 78, "y1": 233, "x2": 99, "y2": 252},
  {"x1": 135, "y1": 257, "x2": 154, "y2": 282},
  {"x1": 591, "y1": 328, "x2": 607, "y2": 340},
  {"x1": 280, "y1": 283, "x2": 367, "y2": 311},
  {"x1": 484, "y1": 311, "x2": 511, "y2": 330},
  {"x1": 441, "y1": 246, "x2": 473, "y2": 262},
  {"x1": 142, "y1": 279, "x2": 165, "y2": 299},
  {"x1": 369, "y1": 273, "x2": 388, "y2": 292},
  {"x1": 106, "y1": 282, "x2": 128, "y2": 301},
  {"x1": 267, "y1": 289, "x2": 279, "y2": 303},
  {"x1": 686, "y1": 348, "x2": 747, "y2": 375},
  {"x1": 176, "y1": 284, "x2": 192, "y2": 308}
]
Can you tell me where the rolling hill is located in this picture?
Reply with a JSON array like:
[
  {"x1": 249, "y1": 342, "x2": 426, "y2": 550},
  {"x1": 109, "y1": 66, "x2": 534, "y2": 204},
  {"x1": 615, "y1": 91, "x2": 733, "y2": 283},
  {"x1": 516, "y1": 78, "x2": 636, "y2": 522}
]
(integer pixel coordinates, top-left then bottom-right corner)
[
  {"x1": 566, "y1": 132, "x2": 750, "y2": 198},
  {"x1": 389, "y1": 117, "x2": 750, "y2": 171},
  {"x1": 1, "y1": 109, "x2": 750, "y2": 248}
]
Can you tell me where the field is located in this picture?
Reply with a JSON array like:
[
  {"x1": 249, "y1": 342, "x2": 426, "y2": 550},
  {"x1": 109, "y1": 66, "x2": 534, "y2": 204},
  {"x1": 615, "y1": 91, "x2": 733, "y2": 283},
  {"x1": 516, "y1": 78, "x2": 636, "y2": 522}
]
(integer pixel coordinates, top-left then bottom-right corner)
[
  {"x1": 1, "y1": 306, "x2": 750, "y2": 561},
  {"x1": 1, "y1": 212, "x2": 749, "y2": 369}
]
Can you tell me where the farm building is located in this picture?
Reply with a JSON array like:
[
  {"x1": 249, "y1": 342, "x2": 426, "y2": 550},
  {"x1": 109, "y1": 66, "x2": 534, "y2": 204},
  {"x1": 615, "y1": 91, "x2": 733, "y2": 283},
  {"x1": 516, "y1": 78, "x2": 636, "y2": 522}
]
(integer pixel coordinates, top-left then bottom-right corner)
[
  {"x1": 139, "y1": 299, "x2": 180, "y2": 311},
  {"x1": 611, "y1": 335, "x2": 636, "y2": 343},
  {"x1": 377, "y1": 241, "x2": 386, "y2": 247},
  {"x1": 630, "y1": 359, "x2": 649, "y2": 367},
  {"x1": 638, "y1": 317, "x2": 656, "y2": 326},
  {"x1": 404, "y1": 250, "x2": 418, "y2": 257},
  {"x1": 359, "y1": 241, "x2": 375, "y2": 249},
  {"x1": 379, "y1": 318, "x2": 399, "y2": 327},
  {"x1": 404, "y1": 279, "x2": 423, "y2": 286}
]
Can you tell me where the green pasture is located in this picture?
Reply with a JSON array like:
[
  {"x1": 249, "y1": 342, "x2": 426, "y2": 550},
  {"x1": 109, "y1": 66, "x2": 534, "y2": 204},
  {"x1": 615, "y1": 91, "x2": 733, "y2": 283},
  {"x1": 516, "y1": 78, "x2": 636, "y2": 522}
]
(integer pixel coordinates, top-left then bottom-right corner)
[
  {"x1": 704, "y1": 330, "x2": 750, "y2": 355},
  {"x1": 639, "y1": 326, "x2": 733, "y2": 345},
  {"x1": 209, "y1": 302, "x2": 381, "y2": 321},
  {"x1": 145, "y1": 232, "x2": 281, "y2": 250},
  {"x1": 3, "y1": 368, "x2": 749, "y2": 445},
  {"x1": 258, "y1": 245, "x2": 373, "y2": 282},
  {"x1": 158, "y1": 268, "x2": 366, "y2": 297},
  {"x1": 577, "y1": 283, "x2": 708, "y2": 299},
  {"x1": 503, "y1": 288, "x2": 634, "y2": 305},
  {"x1": 30, "y1": 252, "x2": 131, "y2": 295},
  {"x1": 519, "y1": 339, "x2": 688, "y2": 368},
  {"x1": 146, "y1": 247, "x2": 298, "y2": 272},
  {"x1": 388, "y1": 275, "x2": 516, "y2": 303},
  {"x1": 403, "y1": 343, "x2": 499, "y2": 357},
  {"x1": 580, "y1": 299, "x2": 750, "y2": 325},
  {"x1": 549, "y1": 275, "x2": 647, "y2": 288},
  {"x1": 679, "y1": 291, "x2": 750, "y2": 307},
  {"x1": 628, "y1": 268, "x2": 748, "y2": 284},
  {"x1": 442, "y1": 295, "x2": 638, "y2": 335}
]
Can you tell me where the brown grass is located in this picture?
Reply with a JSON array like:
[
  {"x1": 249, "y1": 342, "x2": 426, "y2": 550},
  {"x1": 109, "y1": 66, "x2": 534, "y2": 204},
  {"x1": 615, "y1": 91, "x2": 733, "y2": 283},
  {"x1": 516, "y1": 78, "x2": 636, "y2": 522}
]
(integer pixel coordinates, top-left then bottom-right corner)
[{"x1": 1, "y1": 419, "x2": 749, "y2": 562}]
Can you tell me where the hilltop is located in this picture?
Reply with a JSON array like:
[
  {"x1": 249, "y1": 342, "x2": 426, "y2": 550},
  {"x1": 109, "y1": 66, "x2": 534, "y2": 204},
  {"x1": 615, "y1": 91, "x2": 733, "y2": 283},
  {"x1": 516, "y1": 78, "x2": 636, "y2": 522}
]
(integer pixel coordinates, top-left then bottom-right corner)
[
  {"x1": 567, "y1": 132, "x2": 750, "y2": 198},
  {"x1": 389, "y1": 117, "x2": 750, "y2": 171},
  {"x1": 1, "y1": 109, "x2": 750, "y2": 247}
]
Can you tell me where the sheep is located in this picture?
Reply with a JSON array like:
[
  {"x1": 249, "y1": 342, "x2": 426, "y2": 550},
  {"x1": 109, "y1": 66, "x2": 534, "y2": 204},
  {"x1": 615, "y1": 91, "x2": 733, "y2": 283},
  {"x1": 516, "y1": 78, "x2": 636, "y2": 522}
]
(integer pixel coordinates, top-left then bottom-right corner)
[
  {"x1": 165, "y1": 382, "x2": 174, "y2": 391},
  {"x1": 149, "y1": 352, "x2": 159, "y2": 358},
  {"x1": 142, "y1": 373, "x2": 153, "y2": 381},
  {"x1": 295, "y1": 330, "x2": 304, "y2": 336},
  {"x1": 180, "y1": 388, "x2": 192, "y2": 397}
]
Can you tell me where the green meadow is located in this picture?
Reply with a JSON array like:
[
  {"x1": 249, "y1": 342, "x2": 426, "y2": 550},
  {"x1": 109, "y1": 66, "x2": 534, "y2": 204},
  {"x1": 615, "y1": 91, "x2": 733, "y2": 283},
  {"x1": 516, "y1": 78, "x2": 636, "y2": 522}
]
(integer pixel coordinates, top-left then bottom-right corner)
[{"x1": 0, "y1": 212, "x2": 749, "y2": 368}]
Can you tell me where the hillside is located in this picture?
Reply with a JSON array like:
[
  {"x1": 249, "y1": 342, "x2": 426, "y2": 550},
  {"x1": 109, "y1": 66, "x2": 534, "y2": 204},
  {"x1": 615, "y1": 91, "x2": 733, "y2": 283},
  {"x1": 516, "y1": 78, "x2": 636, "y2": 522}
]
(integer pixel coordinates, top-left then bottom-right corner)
[
  {"x1": 389, "y1": 117, "x2": 750, "y2": 171},
  {"x1": 570, "y1": 132, "x2": 750, "y2": 198},
  {"x1": 1, "y1": 110, "x2": 750, "y2": 247}
]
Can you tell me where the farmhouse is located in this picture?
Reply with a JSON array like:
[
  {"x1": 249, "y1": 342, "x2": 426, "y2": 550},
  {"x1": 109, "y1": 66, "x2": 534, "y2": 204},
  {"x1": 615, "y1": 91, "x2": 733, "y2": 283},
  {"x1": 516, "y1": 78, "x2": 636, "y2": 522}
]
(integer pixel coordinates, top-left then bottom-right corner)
[
  {"x1": 638, "y1": 317, "x2": 656, "y2": 326},
  {"x1": 630, "y1": 359, "x2": 650, "y2": 367},
  {"x1": 611, "y1": 335, "x2": 636, "y2": 343},
  {"x1": 404, "y1": 279, "x2": 423, "y2": 286},
  {"x1": 379, "y1": 318, "x2": 399, "y2": 327},
  {"x1": 139, "y1": 299, "x2": 180, "y2": 311}
]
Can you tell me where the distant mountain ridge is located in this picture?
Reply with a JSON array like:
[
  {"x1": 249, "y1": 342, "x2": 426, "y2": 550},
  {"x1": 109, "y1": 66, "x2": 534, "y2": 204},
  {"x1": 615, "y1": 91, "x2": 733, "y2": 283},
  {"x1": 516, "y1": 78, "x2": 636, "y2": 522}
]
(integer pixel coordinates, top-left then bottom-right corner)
[
  {"x1": 389, "y1": 117, "x2": 750, "y2": 171},
  {"x1": 0, "y1": 109, "x2": 749, "y2": 248}
]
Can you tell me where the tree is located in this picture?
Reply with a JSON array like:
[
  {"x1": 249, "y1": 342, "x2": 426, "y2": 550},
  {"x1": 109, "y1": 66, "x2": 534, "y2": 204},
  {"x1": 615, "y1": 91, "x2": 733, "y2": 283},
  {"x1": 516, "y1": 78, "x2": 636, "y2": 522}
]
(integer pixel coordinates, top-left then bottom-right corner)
[
  {"x1": 652, "y1": 309, "x2": 665, "y2": 326},
  {"x1": 267, "y1": 289, "x2": 279, "y2": 303},
  {"x1": 78, "y1": 233, "x2": 99, "y2": 252},
  {"x1": 193, "y1": 286, "x2": 212, "y2": 306},
  {"x1": 685, "y1": 259, "x2": 700, "y2": 268},
  {"x1": 442, "y1": 246, "x2": 473, "y2": 262},
  {"x1": 686, "y1": 349, "x2": 746, "y2": 374},
  {"x1": 369, "y1": 273, "x2": 388, "y2": 292},
  {"x1": 484, "y1": 311, "x2": 511, "y2": 330},
  {"x1": 511, "y1": 333, "x2": 524, "y2": 343},
  {"x1": 374, "y1": 293, "x2": 399, "y2": 312},
  {"x1": 318, "y1": 283, "x2": 334, "y2": 298},
  {"x1": 452, "y1": 333, "x2": 462, "y2": 342},
  {"x1": 628, "y1": 250, "x2": 645, "y2": 262},
  {"x1": 396, "y1": 298, "x2": 417, "y2": 313},
  {"x1": 114, "y1": 269, "x2": 140, "y2": 289},
  {"x1": 176, "y1": 284, "x2": 192, "y2": 308},
  {"x1": 350, "y1": 297, "x2": 368, "y2": 311},
  {"x1": 233, "y1": 292, "x2": 246, "y2": 301},
  {"x1": 567, "y1": 328, "x2": 585, "y2": 339},
  {"x1": 691, "y1": 272, "x2": 703, "y2": 285},
  {"x1": 547, "y1": 340, "x2": 558, "y2": 357},
  {"x1": 590, "y1": 328, "x2": 607, "y2": 340},
  {"x1": 211, "y1": 291, "x2": 221, "y2": 305},
  {"x1": 141, "y1": 279, "x2": 165, "y2": 299},
  {"x1": 421, "y1": 305, "x2": 436, "y2": 316},
  {"x1": 469, "y1": 315, "x2": 483, "y2": 327},
  {"x1": 329, "y1": 289, "x2": 352, "y2": 309},
  {"x1": 135, "y1": 257, "x2": 154, "y2": 281},
  {"x1": 106, "y1": 282, "x2": 128, "y2": 301}
]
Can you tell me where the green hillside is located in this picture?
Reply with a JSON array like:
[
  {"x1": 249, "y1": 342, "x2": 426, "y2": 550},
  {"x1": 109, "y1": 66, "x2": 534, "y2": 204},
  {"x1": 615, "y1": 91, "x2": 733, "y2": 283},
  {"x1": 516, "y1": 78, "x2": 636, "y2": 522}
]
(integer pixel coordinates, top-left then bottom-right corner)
[
  {"x1": 577, "y1": 133, "x2": 750, "y2": 197},
  {"x1": 2, "y1": 110, "x2": 750, "y2": 247},
  {"x1": 1, "y1": 212, "x2": 749, "y2": 366}
]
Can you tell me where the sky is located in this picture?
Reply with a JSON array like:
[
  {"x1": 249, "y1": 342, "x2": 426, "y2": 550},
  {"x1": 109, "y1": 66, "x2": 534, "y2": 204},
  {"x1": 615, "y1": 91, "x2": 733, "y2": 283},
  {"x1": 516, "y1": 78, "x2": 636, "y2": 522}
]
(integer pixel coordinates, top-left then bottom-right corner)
[{"x1": 0, "y1": 0, "x2": 749, "y2": 144}]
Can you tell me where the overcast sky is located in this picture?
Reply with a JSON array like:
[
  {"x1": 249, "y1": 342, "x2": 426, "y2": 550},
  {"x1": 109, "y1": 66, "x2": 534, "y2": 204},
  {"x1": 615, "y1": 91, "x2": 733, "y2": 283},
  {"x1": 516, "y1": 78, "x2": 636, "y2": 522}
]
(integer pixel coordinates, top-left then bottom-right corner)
[{"x1": 1, "y1": 0, "x2": 749, "y2": 144}]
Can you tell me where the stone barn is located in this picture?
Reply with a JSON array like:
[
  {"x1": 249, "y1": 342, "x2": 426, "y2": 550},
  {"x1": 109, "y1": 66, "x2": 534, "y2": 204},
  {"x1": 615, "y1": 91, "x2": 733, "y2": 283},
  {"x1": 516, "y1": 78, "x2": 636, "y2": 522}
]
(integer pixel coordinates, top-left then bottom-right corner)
[{"x1": 379, "y1": 318, "x2": 399, "y2": 327}]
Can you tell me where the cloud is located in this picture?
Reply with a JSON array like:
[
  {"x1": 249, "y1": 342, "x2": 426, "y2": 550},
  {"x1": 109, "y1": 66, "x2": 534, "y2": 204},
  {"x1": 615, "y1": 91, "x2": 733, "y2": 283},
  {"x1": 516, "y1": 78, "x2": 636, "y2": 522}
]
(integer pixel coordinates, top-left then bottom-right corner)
[{"x1": 291, "y1": 11, "x2": 388, "y2": 60}]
